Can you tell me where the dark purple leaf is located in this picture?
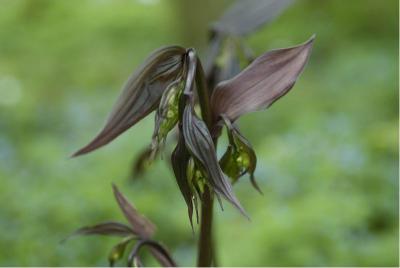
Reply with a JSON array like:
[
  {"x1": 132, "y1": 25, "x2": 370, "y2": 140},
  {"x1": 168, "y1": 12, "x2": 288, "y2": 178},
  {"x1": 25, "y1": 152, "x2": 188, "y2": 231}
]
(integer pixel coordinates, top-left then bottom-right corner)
[
  {"x1": 182, "y1": 105, "x2": 248, "y2": 218},
  {"x1": 73, "y1": 46, "x2": 186, "y2": 157},
  {"x1": 61, "y1": 221, "x2": 134, "y2": 243},
  {"x1": 112, "y1": 184, "x2": 156, "y2": 238},
  {"x1": 127, "y1": 239, "x2": 177, "y2": 267},
  {"x1": 148, "y1": 247, "x2": 176, "y2": 268},
  {"x1": 171, "y1": 131, "x2": 196, "y2": 230},
  {"x1": 211, "y1": 35, "x2": 315, "y2": 122},
  {"x1": 212, "y1": 0, "x2": 293, "y2": 36}
]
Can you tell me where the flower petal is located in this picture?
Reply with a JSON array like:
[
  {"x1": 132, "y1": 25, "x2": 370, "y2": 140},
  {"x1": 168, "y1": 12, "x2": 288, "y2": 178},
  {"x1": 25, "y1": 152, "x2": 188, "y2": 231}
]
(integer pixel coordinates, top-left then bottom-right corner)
[
  {"x1": 211, "y1": 35, "x2": 315, "y2": 122},
  {"x1": 73, "y1": 46, "x2": 186, "y2": 157}
]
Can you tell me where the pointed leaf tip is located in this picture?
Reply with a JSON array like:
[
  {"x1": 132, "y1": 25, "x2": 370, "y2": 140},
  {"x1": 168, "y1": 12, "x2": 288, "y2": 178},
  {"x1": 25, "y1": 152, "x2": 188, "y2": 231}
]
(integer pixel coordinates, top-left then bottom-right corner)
[
  {"x1": 182, "y1": 105, "x2": 248, "y2": 218},
  {"x1": 211, "y1": 35, "x2": 315, "y2": 122},
  {"x1": 72, "y1": 46, "x2": 186, "y2": 157},
  {"x1": 112, "y1": 184, "x2": 156, "y2": 238},
  {"x1": 171, "y1": 131, "x2": 196, "y2": 231},
  {"x1": 61, "y1": 221, "x2": 135, "y2": 244}
]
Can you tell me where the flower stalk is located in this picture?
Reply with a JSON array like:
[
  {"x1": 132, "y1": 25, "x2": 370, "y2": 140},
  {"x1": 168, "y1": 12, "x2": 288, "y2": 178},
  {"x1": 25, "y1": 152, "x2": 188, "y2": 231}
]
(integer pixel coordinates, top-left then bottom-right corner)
[{"x1": 191, "y1": 50, "x2": 216, "y2": 267}]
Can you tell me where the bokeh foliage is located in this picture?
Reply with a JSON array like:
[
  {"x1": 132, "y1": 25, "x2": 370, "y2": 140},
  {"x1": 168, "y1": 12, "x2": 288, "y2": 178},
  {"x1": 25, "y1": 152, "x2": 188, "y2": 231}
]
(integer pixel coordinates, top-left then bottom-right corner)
[{"x1": 0, "y1": 0, "x2": 398, "y2": 266}]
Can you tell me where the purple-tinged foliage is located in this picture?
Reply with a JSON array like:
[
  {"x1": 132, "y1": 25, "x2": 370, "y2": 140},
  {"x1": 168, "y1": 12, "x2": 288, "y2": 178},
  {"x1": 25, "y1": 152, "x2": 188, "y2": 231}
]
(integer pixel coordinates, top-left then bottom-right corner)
[
  {"x1": 182, "y1": 104, "x2": 248, "y2": 218},
  {"x1": 171, "y1": 131, "x2": 197, "y2": 229},
  {"x1": 211, "y1": 35, "x2": 315, "y2": 122},
  {"x1": 73, "y1": 46, "x2": 185, "y2": 157},
  {"x1": 112, "y1": 184, "x2": 155, "y2": 239},
  {"x1": 64, "y1": 185, "x2": 176, "y2": 267}
]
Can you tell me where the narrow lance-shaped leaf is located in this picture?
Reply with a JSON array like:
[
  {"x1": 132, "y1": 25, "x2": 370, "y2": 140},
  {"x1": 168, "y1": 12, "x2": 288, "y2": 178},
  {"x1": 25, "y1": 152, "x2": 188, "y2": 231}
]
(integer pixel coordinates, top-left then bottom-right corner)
[
  {"x1": 182, "y1": 104, "x2": 248, "y2": 218},
  {"x1": 61, "y1": 221, "x2": 134, "y2": 243},
  {"x1": 171, "y1": 130, "x2": 195, "y2": 230},
  {"x1": 73, "y1": 46, "x2": 186, "y2": 157},
  {"x1": 211, "y1": 0, "x2": 293, "y2": 36},
  {"x1": 211, "y1": 35, "x2": 315, "y2": 122},
  {"x1": 112, "y1": 184, "x2": 156, "y2": 238}
]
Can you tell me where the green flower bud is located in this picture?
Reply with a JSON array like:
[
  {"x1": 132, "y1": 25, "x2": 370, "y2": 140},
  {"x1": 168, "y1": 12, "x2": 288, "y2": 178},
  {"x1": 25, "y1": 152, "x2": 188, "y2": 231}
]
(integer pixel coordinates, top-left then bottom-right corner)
[
  {"x1": 219, "y1": 115, "x2": 262, "y2": 194},
  {"x1": 187, "y1": 158, "x2": 208, "y2": 196},
  {"x1": 151, "y1": 79, "x2": 185, "y2": 153},
  {"x1": 108, "y1": 236, "x2": 134, "y2": 267}
]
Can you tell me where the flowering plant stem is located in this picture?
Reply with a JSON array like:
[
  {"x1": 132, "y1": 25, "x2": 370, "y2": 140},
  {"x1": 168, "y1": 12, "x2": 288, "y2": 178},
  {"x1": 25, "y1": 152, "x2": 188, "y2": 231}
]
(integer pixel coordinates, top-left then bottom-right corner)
[
  {"x1": 193, "y1": 54, "x2": 216, "y2": 267},
  {"x1": 198, "y1": 189, "x2": 214, "y2": 267}
]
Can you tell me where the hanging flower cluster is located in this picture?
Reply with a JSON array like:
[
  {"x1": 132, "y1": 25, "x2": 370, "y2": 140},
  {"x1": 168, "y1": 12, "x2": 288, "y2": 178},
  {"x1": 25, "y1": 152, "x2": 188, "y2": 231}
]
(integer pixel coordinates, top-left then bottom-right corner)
[{"x1": 73, "y1": 36, "x2": 314, "y2": 224}]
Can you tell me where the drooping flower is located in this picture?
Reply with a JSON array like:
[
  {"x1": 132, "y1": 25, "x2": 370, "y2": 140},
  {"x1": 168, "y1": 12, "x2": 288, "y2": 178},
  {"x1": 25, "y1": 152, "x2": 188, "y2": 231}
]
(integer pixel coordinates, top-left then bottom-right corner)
[
  {"x1": 151, "y1": 78, "x2": 185, "y2": 154},
  {"x1": 219, "y1": 115, "x2": 261, "y2": 194}
]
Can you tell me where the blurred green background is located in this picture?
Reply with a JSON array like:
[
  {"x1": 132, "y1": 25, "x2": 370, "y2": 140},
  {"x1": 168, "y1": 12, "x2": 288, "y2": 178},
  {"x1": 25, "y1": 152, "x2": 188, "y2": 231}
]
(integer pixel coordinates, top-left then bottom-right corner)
[{"x1": 0, "y1": 0, "x2": 398, "y2": 266}]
